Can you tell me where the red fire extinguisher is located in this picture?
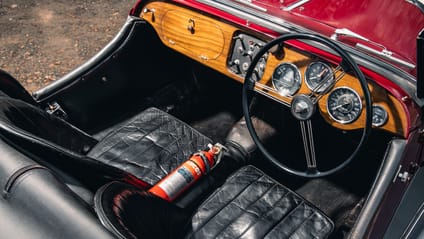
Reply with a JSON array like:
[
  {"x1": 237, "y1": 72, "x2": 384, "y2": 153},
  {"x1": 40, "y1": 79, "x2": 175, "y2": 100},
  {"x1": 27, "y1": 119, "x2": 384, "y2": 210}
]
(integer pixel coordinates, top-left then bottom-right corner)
[{"x1": 149, "y1": 143, "x2": 226, "y2": 202}]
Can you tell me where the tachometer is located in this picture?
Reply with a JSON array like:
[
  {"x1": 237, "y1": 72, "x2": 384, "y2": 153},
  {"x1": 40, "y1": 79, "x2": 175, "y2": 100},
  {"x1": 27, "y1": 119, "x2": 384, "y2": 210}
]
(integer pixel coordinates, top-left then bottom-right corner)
[
  {"x1": 327, "y1": 87, "x2": 362, "y2": 124},
  {"x1": 305, "y1": 62, "x2": 334, "y2": 93},
  {"x1": 272, "y1": 62, "x2": 301, "y2": 96}
]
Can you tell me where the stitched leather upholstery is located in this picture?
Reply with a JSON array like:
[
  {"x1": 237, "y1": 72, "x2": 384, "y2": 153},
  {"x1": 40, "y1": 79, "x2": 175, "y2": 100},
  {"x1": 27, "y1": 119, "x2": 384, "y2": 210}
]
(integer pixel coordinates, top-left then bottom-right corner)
[
  {"x1": 0, "y1": 96, "x2": 98, "y2": 154},
  {"x1": 185, "y1": 165, "x2": 333, "y2": 238},
  {"x1": 94, "y1": 165, "x2": 334, "y2": 239},
  {"x1": 0, "y1": 94, "x2": 212, "y2": 188},
  {"x1": 88, "y1": 107, "x2": 212, "y2": 185}
]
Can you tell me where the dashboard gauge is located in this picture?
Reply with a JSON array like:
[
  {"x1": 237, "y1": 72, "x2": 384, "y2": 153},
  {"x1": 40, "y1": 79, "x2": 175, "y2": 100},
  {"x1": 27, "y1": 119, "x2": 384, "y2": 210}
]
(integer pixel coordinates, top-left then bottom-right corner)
[
  {"x1": 372, "y1": 105, "x2": 388, "y2": 127},
  {"x1": 305, "y1": 62, "x2": 334, "y2": 93},
  {"x1": 327, "y1": 87, "x2": 362, "y2": 124},
  {"x1": 272, "y1": 63, "x2": 301, "y2": 96}
]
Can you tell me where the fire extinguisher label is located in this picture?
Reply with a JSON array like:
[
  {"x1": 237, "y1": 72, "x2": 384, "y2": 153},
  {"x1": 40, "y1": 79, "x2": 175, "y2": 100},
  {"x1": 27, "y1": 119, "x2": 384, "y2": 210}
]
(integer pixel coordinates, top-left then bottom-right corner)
[
  {"x1": 177, "y1": 167, "x2": 194, "y2": 183},
  {"x1": 157, "y1": 165, "x2": 196, "y2": 200}
]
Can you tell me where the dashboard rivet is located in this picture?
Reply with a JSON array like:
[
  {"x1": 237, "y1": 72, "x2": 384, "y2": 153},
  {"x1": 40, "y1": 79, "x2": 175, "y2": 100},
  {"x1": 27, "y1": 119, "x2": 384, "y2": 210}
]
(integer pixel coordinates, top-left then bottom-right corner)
[
  {"x1": 242, "y1": 62, "x2": 250, "y2": 71},
  {"x1": 199, "y1": 55, "x2": 208, "y2": 61}
]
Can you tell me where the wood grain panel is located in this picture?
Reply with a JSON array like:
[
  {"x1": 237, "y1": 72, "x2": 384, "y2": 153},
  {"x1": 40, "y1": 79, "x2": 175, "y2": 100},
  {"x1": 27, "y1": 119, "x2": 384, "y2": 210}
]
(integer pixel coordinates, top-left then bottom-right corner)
[
  {"x1": 141, "y1": 2, "x2": 238, "y2": 72},
  {"x1": 140, "y1": 2, "x2": 407, "y2": 137},
  {"x1": 258, "y1": 46, "x2": 407, "y2": 136},
  {"x1": 161, "y1": 10, "x2": 225, "y2": 60}
]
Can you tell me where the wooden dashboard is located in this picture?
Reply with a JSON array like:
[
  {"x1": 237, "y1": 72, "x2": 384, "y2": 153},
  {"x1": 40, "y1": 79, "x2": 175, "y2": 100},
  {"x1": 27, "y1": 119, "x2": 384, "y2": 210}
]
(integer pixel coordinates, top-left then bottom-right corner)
[{"x1": 140, "y1": 1, "x2": 407, "y2": 137}]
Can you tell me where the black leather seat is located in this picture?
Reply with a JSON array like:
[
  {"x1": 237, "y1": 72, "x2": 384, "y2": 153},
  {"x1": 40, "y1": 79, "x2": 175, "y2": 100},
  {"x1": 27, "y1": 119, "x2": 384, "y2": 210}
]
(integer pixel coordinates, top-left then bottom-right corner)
[
  {"x1": 0, "y1": 94, "x2": 211, "y2": 188},
  {"x1": 94, "y1": 165, "x2": 334, "y2": 239},
  {"x1": 86, "y1": 107, "x2": 212, "y2": 186}
]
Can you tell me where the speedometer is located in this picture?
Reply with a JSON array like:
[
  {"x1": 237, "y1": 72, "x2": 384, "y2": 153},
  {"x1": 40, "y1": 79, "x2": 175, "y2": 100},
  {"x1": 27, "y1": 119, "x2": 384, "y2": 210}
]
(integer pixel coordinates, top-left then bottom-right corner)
[
  {"x1": 327, "y1": 87, "x2": 362, "y2": 124},
  {"x1": 305, "y1": 62, "x2": 334, "y2": 93},
  {"x1": 272, "y1": 63, "x2": 301, "y2": 96}
]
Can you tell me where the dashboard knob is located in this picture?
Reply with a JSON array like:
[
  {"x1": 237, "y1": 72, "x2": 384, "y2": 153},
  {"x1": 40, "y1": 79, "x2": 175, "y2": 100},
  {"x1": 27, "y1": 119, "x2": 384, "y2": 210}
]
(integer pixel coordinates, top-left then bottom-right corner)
[
  {"x1": 187, "y1": 19, "x2": 195, "y2": 34},
  {"x1": 230, "y1": 59, "x2": 241, "y2": 73}
]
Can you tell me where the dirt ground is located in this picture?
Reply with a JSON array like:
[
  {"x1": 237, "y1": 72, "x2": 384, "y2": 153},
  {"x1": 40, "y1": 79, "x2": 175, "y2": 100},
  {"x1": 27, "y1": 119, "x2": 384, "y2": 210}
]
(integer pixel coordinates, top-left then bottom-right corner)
[{"x1": 0, "y1": 0, "x2": 136, "y2": 93}]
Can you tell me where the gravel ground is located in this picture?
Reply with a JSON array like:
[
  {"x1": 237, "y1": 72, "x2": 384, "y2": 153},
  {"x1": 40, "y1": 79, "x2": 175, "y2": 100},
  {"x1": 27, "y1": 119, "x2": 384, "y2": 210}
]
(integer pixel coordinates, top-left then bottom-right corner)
[{"x1": 0, "y1": 0, "x2": 135, "y2": 93}]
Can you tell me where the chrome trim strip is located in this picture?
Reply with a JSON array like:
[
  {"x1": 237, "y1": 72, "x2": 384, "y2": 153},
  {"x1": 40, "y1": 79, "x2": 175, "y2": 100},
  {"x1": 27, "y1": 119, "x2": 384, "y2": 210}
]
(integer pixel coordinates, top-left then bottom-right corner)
[
  {"x1": 234, "y1": 0, "x2": 267, "y2": 12},
  {"x1": 254, "y1": 84, "x2": 291, "y2": 107},
  {"x1": 356, "y1": 43, "x2": 416, "y2": 70},
  {"x1": 406, "y1": 0, "x2": 424, "y2": 14},
  {"x1": 402, "y1": 202, "x2": 424, "y2": 239},
  {"x1": 34, "y1": 16, "x2": 143, "y2": 101},
  {"x1": 283, "y1": 0, "x2": 310, "y2": 11}
]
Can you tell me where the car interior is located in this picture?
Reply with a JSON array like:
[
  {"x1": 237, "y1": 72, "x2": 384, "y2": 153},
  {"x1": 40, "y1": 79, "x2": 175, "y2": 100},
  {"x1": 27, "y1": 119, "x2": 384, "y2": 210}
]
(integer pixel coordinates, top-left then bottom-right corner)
[{"x1": 0, "y1": 2, "x2": 419, "y2": 238}]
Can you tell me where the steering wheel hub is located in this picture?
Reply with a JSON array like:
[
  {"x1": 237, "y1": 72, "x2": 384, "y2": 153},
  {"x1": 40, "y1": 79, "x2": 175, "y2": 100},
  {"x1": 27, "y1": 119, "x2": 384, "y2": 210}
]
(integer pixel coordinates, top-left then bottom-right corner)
[{"x1": 291, "y1": 94, "x2": 315, "y2": 121}]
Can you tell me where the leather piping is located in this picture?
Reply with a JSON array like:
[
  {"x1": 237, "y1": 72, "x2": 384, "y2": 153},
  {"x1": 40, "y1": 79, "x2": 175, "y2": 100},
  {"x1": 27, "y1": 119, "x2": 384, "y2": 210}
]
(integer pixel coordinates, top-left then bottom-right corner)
[{"x1": 3, "y1": 164, "x2": 48, "y2": 199}]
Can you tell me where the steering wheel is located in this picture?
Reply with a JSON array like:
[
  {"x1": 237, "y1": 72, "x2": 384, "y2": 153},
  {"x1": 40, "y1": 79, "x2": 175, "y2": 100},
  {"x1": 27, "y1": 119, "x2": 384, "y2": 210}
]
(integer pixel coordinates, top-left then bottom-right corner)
[{"x1": 242, "y1": 33, "x2": 372, "y2": 178}]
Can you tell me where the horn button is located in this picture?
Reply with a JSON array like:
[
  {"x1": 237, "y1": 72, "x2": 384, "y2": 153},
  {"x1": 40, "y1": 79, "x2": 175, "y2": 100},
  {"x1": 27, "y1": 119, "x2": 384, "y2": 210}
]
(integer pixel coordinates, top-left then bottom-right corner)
[{"x1": 291, "y1": 94, "x2": 315, "y2": 121}]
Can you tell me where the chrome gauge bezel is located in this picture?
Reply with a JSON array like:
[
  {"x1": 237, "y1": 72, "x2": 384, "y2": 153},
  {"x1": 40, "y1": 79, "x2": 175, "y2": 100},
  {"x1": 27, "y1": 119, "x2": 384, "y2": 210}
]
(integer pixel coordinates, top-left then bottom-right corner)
[
  {"x1": 271, "y1": 62, "x2": 301, "y2": 97},
  {"x1": 327, "y1": 87, "x2": 363, "y2": 124},
  {"x1": 304, "y1": 61, "x2": 335, "y2": 93},
  {"x1": 372, "y1": 104, "x2": 388, "y2": 127}
]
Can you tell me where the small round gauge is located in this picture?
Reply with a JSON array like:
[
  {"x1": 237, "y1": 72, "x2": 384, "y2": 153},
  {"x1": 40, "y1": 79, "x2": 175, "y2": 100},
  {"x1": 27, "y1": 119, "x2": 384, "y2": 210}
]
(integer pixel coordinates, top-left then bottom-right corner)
[
  {"x1": 272, "y1": 63, "x2": 301, "y2": 96},
  {"x1": 372, "y1": 105, "x2": 388, "y2": 127},
  {"x1": 327, "y1": 87, "x2": 362, "y2": 124},
  {"x1": 305, "y1": 62, "x2": 334, "y2": 93}
]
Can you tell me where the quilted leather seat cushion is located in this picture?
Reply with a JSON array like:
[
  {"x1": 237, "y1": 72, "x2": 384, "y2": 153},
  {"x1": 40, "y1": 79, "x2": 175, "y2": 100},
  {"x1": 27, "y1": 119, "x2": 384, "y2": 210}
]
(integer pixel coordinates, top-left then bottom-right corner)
[
  {"x1": 88, "y1": 107, "x2": 212, "y2": 186},
  {"x1": 94, "y1": 165, "x2": 333, "y2": 239},
  {"x1": 185, "y1": 165, "x2": 334, "y2": 239}
]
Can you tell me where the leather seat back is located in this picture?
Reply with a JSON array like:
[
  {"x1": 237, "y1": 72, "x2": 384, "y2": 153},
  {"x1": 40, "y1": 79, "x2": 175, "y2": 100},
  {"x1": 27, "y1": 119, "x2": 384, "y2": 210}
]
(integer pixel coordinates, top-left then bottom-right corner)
[
  {"x1": 0, "y1": 95, "x2": 145, "y2": 189},
  {"x1": 0, "y1": 138, "x2": 114, "y2": 239},
  {"x1": 0, "y1": 95, "x2": 97, "y2": 154}
]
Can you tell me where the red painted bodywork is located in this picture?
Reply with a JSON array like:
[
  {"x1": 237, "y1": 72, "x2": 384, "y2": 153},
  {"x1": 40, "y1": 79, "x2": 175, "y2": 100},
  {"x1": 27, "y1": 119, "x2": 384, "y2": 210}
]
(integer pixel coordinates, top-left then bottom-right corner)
[{"x1": 244, "y1": 0, "x2": 423, "y2": 66}]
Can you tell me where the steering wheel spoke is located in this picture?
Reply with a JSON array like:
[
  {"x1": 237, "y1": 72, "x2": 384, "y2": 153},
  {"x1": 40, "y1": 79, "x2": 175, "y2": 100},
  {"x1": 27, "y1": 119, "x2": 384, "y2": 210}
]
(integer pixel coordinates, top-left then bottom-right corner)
[
  {"x1": 254, "y1": 81, "x2": 291, "y2": 107},
  {"x1": 300, "y1": 120, "x2": 317, "y2": 170}
]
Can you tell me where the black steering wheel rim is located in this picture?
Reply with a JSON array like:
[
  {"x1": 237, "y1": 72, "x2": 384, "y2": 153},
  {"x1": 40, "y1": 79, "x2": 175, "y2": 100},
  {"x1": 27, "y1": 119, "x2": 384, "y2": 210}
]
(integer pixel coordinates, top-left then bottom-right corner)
[{"x1": 242, "y1": 33, "x2": 372, "y2": 178}]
